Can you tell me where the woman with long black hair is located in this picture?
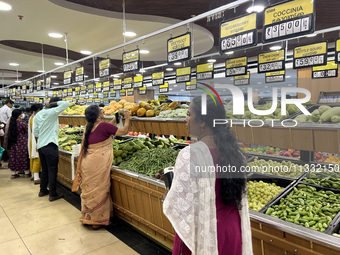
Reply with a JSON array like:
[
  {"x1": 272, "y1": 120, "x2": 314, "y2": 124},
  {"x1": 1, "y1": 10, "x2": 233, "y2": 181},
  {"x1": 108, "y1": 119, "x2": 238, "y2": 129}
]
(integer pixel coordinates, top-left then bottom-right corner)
[
  {"x1": 8, "y1": 109, "x2": 29, "y2": 179},
  {"x1": 72, "y1": 105, "x2": 130, "y2": 229},
  {"x1": 163, "y1": 96, "x2": 252, "y2": 255}
]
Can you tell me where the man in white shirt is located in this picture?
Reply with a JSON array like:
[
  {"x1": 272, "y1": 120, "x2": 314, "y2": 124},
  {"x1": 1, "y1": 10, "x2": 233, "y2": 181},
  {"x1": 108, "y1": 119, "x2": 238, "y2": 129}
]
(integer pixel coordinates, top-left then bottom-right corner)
[{"x1": 0, "y1": 99, "x2": 14, "y2": 162}]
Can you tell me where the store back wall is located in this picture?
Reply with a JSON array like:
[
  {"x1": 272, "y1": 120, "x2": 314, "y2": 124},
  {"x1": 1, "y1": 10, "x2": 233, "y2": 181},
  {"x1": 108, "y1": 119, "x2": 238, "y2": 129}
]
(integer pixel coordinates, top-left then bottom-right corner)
[{"x1": 297, "y1": 66, "x2": 340, "y2": 103}]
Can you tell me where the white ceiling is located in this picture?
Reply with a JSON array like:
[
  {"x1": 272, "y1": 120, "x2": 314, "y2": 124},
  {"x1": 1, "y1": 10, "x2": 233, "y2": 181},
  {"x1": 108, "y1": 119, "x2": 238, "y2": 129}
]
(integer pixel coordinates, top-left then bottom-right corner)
[{"x1": 0, "y1": 0, "x2": 214, "y2": 84}]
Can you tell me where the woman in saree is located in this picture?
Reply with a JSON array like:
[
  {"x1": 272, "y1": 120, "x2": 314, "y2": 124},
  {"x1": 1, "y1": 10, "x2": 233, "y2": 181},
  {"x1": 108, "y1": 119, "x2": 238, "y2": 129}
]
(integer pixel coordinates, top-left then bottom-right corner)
[
  {"x1": 28, "y1": 104, "x2": 43, "y2": 184},
  {"x1": 72, "y1": 105, "x2": 130, "y2": 229},
  {"x1": 163, "y1": 96, "x2": 253, "y2": 255},
  {"x1": 7, "y1": 109, "x2": 29, "y2": 179}
]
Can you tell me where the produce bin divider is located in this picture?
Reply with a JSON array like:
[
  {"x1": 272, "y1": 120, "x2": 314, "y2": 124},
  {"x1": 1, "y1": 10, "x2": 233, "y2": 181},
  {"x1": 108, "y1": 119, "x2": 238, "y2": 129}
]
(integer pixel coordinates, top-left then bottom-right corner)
[{"x1": 327, "y1": 213, "x2": 340, "y2": 235}]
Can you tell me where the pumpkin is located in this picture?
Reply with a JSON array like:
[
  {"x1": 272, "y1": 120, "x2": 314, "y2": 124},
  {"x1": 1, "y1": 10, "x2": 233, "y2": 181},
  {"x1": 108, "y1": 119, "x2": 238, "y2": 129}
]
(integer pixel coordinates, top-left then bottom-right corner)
[
  {"x1": 143, "y1": 104, "x2": 153, "y2": 111},
  {"x1": 137, "y1": 108, "x2": 146, "y2": 117},
  {"x1": 146, "y1": 110, "x2": 155, "y2": 117},
  {"x1": 131, "y1": 105, "x2": 140, "y2": 114}
]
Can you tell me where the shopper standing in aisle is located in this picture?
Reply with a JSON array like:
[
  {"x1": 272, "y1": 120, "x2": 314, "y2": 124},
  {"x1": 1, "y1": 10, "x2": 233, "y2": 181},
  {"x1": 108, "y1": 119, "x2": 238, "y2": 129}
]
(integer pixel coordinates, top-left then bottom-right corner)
[
  {"x1": 163, "y1": 96, "x2": 253, "y2": 255},
  {"x1": 0, "y1": 99, "x2": 14, "y2": 162},
  {"x1": 72, "y1": 105, "x2": 130, "y2": 229},
  {"x1": 23, "y1": 107, "x2": 32, "y2": 122},
  {"x1": 28, "y1": 104, "x2": 43, "y2": 184},
  {"x1": 7, "y1": 109, "x2": 30, "y2": 179},
  {"x1": 34, "y1": 98, "x2": 70, "y2": 201}
]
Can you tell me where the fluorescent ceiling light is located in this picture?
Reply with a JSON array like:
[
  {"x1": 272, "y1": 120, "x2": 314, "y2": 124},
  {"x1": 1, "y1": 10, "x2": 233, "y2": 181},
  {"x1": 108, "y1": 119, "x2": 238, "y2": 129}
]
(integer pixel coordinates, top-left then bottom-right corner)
[
  {"x1": 246, "y1": 5, "x2": 264, "y2": 13},
  {"x1": 166, "y1": 68, "x2": 173, "y2": 71},
  {"x1": 264, "y1": 86, "x2": 268, "y2": 88},
  {"x1": 113, "y1": 78, "x2": 118, "y2": 80},
  {"x1": 174, "y1": 85, "x2": 177, "y2": 87},
  {"x1": 257, "y1": 82, "x2": 262, "y2": 84},
  {"x1": 0, "y1": 2, "x2": 11, "y2": 11},
  {"x1": 15, "y1": 80, "x2": 21, "y2": 82},
  {"x1": 113, "y1": 74, "x2": 120, "y2": 77},
  {"x1": 84, "y1": 75, "x2": 88, "y2": 78},
  {"x1": 174, "y1": 62, "x2": 181, "y2": 66},
  {"x1": 136, "y1": 73, "x2": 142, "y2": 76},
  {"x1": 80, "y1": 50, "x2": 92, "y2": 55},
  {"x1": 48, "y1": 33, "x2": 63, "y2": 38},
  {"x1": 306, "y1": 33, "x2": 317, "y2": 37},
  {"x1": 123, "y1": 31, "x2": 136, "y2": 37},
  {"x1": 288, "y1": 84, "x2": 292, "y2": 86},
  {"x1": 54, "y1": 62, "x2": 64, "y2": 66},
  {"x1": 286, "y1": 76, "x2": 291, "y2": 78},
  {"x1": 9, "y1": 63, "x2": 19, "y2": 66},
  {"x1": 139, "y1": 69, "x2": 146, "y2": 73},
  {"x1": 140, "y1": 50, "x2": 149, "y2": 54},
  {"x1": 53, "y1": 83, "x2": 59, "y2": 85},
  {"x1": 50, "y1": 75, "x2": 57, "y2": 78},
  {"x1": 225, "y1": 51, "x2": 234, "y2": 55},
  {"x1": 180, "y1": 89, "x2": 184, "y2": 91},
  {"x1": 37, "y1": 70, "x2": 45, "y2": 73},
  {"x1": 207, "y1": 59, "x2": 216, "y2": 63},
  {"x1": 169, "y1": 88, "x2": 173, "y2": 91},
  {"x1": 270, "y1": 46, "x2": 282, "y2": 51}
]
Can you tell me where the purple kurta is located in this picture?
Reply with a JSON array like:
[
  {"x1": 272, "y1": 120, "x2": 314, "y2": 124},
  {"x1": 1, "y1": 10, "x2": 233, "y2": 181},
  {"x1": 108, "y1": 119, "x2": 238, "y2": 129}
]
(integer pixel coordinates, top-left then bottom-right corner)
[
  {"x1": 8, "y1": 120, "x2": 28, "y2": 172},
  {"x1": 172, "y1": 148, "x2": 242, "y2": 255}
]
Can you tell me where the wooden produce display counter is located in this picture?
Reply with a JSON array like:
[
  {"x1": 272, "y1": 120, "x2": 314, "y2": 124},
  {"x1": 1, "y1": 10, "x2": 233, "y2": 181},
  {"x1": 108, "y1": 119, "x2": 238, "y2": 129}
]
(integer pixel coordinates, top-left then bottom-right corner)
[
  {"x1": 111, "y1": 167, "x2": 340, "y2": 254},
  {"x1": 57, "y1": 149, "x2": 78, "y2": 192},
  {"x1": 59, "y1": 116, "x2": 189, "y2": 138}
]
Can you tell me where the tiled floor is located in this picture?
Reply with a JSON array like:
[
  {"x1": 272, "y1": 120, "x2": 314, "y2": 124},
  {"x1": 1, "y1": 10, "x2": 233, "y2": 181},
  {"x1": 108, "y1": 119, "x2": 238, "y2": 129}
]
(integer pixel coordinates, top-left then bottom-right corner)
[{"x1": 0, "y1": 166, "x2": 171, "y2": 255}]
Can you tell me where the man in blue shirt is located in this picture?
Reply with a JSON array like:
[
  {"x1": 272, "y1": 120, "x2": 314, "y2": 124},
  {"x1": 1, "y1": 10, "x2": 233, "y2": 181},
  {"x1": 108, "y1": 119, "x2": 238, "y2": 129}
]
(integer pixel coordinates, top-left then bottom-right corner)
[{"x1": 34, "y1": 98, "x2": 70, "y2": 201}]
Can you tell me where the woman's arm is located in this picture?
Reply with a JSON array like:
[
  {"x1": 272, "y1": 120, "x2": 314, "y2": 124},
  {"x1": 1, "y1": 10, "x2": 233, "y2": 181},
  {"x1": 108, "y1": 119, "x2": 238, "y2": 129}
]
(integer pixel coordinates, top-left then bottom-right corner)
[{"x1": 115, "y1": 110, "x2": 130, "y2": 136}]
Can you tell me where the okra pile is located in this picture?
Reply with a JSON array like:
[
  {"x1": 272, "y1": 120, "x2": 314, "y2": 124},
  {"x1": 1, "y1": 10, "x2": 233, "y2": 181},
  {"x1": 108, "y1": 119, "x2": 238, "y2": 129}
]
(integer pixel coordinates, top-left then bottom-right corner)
[
  {"x1": 303, "y1": 178, "x2": 340, "y2": 189},
  {"x1": 265, "y1": 184, "x2": 340, "y2": 232}
]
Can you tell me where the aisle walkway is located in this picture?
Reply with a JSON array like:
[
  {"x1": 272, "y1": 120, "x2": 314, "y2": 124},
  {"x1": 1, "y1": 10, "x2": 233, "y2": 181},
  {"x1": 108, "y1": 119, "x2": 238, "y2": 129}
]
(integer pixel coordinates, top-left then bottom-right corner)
[{"x1": 0, "y1": 167, "x2": 138, "y2": 255}]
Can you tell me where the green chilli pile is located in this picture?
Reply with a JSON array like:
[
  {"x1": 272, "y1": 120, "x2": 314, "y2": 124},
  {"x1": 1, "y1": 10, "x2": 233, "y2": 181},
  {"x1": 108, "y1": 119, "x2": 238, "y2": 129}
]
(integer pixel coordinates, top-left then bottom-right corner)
[
  {"x1": 265, "y1": 184, "x2": 340, "y2": 232},
  {"x1": 117, "y1": 148, "x2": 180, "y2": 177}
]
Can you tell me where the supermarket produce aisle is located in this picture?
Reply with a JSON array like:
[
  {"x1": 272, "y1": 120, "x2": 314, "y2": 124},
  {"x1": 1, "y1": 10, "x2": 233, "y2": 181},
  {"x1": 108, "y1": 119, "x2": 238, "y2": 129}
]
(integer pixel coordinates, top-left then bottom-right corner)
[{"x1": 0, "y1": 167, "x2": 138, "y2": 255}]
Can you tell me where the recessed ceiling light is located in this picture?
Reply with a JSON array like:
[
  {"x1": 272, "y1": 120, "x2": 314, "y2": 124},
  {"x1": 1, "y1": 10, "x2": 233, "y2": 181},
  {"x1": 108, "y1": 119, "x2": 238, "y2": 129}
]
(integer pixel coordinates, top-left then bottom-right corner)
[
  {"x1": 140, "y1": 50, "x2": 149, "y2": 54},
  {"x1": 174, "y1": 62, "x2": 181, "y2": 66},
  {"x1": 80, "y1": 50, "x2": 92, "y2": 55},
  {"x1": 50, "y1": 75, "x2": 57, "y2": 78},
  {"x1": 257, "y1": 82, "x2": 262, "y2": 84},
  {"x1": 166, "y1": 68, "x2": 173, "y2": 71},
  {"x1": 48, "y1": 33, "x2": 63, "y2": 38},
  {"x1": 53, "y1": 83, "x2": 59, "y2": 85},
  {"x1": 286, "y1": 76, "x2": 291, "y2": 78},
  {"x1": 246, "y1": 5, "x2": 265, "y2": 13},
  {"x1": 306, "y1": 33, "x2": 317, "y2": 37},
  {"x1": 113, "y1": 74, "x2": 120, "y2": 77},
  {"x1": 123, "y1": 31, "x2": 136, "y2": 37},
  {"x1": 139, "y1": 69, "x2": 146, "y2": 73},
  {"x1": 37, "y1": 70, "x2": 45, "y2": 73},
  {"x1": 9, "y1": 63, "x2": 19, "y2": 66},
  {"x1": 0, "y1": 1, "x2": 11, "y2": 11},
  {"x1": 15, "y1": 80, "x2": 20, "y2": 82},
  {"x1": 174, "y1": 85, "x2": 177, "y2": 87},
  {"x1": 207, "y1": 59, "x2": 216, "y2": 63},
  {"x1": 225, "y1": 51, "x2": 234, "y2": 55},
  {"x1": 270, "y1": 46, "x2": 282, "y2": 51},
  {"x1": 54, "y1": 62, "x2": 64, "y2": 66}
]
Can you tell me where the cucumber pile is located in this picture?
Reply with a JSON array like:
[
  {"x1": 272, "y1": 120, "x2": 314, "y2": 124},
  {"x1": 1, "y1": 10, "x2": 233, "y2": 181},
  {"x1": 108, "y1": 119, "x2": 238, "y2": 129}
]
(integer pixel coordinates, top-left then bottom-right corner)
[
  {"x1": 265, "y1": 184, "x2": 340, "y2": 232},
  {"x1": 303, "y1": 178, "x2": 340, "y2": 189},
  {"x1": 112, "y1": 137, "x2": 171, "y2": 164}
]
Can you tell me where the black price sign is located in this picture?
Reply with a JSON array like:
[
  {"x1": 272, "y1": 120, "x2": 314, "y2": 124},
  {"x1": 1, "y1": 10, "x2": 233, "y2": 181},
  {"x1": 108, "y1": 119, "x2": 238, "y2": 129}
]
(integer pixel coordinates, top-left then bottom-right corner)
[
  {"x1": 67, "y1": 88, "x2": 73, "y2": 96},
  {"x1": 138, "y1": 86, "x2": 147, "y2": 95},
  {"x1": 293, "y1": 42, "x2": 327, "y2": 69},
  {"x1": 122, "y1": 49, "x2": 140, "y2": 73},
  {"x1": 46, "y1": 77, "x2": 51, "y2": 89},
  {"x1": 123, "y1": 77, "x2": 132, "y2": 89},
  {"x1": 196, "y1": 63, "x2": 214, "y2": 80},
  {"x1": 226, "y1": 56, "x2": 247, "y2": 77},
  {"x1": 185, "y1": 79, "x2": 197, "y2": 91},
  {"x1": 103, "y1": 91, "x2": 109, "y2": 98},
  {"x1": 78, "y1": 98, "x2": 86, "y2": 105},
  {"x1": 127, "y1": 88, "x2": 134, "y2": 96},
  {"x1": 103, "y1": 81, "x2": 110, "y2": 92},
  {"x1": 258, "y1": 49, "x2": 285, "y2": 73},
  {"x1": 80, "y1": 85, "x2": 87, "y2": 94},
  {"x1": 110, "y1": 89, "x2": 116, "y2": 97},
  {"x1": 152, "y1": 72, "x2": 164, "y2": 86},
  {"x1": 99, "y1": 58, "x2": 111, "y2": 78},
  {"x1": 29, "y1": 83, "x2": 34, "y2": 93},
  {"x1": 159, "y1": 82, "x2": 169, "y2": 93},
  {"x1": 63, "y1": 71, "x2": 72, "y2": 85},
  {"x1": 93, "y1": 92, "x2": 99, "y2": 98},
  {"x1": 312, "y1": 61, "x2": 338, "y2": 79},
  {"x1": 265, "y1": 71, "x2": 285, "y2": 83},
  {"x1": 87, "y1": 98, "x2": 93, "y2": 103},
  {"x1": 176, "y1": 67, "x2": 191, "y2": 83},
  {"x1": 74, "y1": 87, "x2": 80, "y2": 95},
  {"x1": 94, "y1": 98, "x2": 101, "y2": 104},
  {"x1": 263, "y1": 0, "x2": 315, "y2": 43},
  {"x1": 119, "y1": 89, "x2": 126, "y2": 97},
  {"x1": 87, "y1": 84, "x2": 94, "y2": 93},
  {"x1": 167, "y1": 32, "x2": 191, "y2": 64},
  {"x1": 336, "y1": 38, "x2": 340, "y2": 63},
  {"x1": 95, "y1": 83, "x2": 102, "y2": 92},
  {"x1": 133, "y1": 75, "x2": 143, "y2": 88},
  {"x1": 234, "y1": 72, "x2": 250, "y2": 86},
  {"x1": 220, "y1": 13, "x2": 257, "y2": 53},
  {"x1": 103, "y1": 99, "x2": 109, "y2": 104},
  {"x1": 21, "y1": 85, "x2": 27, "y2": 94},
  {"x1": 113, "y1": 79, "x2": 122, "y2": 90},
  {"x1": 75, "y1": 67, "x2": 84, "y2": 82}
]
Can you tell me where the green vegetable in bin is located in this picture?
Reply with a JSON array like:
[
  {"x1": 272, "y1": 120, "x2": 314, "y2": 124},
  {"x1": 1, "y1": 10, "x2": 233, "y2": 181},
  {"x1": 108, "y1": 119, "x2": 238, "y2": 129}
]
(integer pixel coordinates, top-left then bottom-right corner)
[{"x1": 265, "y1": 185, "x2": 340, "y2": 232}]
